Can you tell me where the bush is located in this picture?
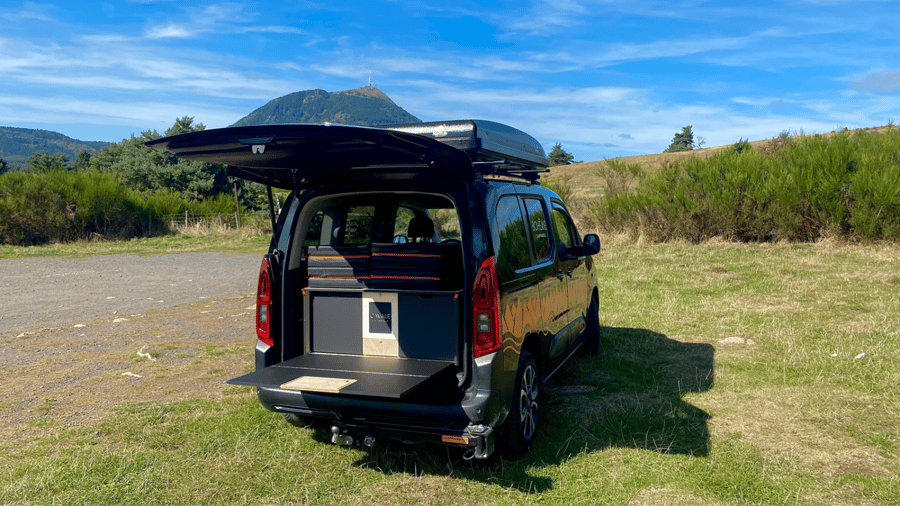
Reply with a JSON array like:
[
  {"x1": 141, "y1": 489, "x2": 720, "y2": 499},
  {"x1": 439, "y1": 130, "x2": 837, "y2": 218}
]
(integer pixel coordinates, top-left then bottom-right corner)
[
  {"x1": 732, "y1": 138, "x2": 752, "y2": 154},
  {"x1": 592, "y1": 129, "x2": 900, "y2": 242},
  {"x1": 0, "y1": 170, "x2": 249, "y2": 245}
]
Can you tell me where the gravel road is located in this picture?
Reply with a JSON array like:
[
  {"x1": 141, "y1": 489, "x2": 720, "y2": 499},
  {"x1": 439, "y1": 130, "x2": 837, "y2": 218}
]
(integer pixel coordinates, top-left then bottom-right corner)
[
  {"x1": 0, "y1": 252, "x2": 264, "y2": 435},
  {"x1": 0, "y1": 253, "x2": 260, "y2": 336}
]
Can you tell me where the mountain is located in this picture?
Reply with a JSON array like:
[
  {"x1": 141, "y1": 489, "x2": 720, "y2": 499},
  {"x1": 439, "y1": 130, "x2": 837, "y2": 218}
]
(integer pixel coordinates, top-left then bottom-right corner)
[
  {"x1": 231, "y1": 87, "x2": 421, "y2": 128},
  {"x1": 0, "y1": 127, "x2": 111, "y2": 168}
]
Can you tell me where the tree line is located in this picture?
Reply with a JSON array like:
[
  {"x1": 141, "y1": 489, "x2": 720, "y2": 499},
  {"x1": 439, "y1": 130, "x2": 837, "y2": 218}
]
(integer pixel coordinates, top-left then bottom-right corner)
[
  {"x1": 0, "y1": 117, "x2": 270, "y2": 245},
  {"x1": 0, "y1": 116, "x2": 265, "y2": 209}
]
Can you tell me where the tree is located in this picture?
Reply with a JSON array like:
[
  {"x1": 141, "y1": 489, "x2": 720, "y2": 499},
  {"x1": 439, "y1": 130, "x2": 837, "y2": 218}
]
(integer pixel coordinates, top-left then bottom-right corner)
[
  {"x1": 88, "y1": 117, "x2": 268, "y2": 208},
  {"x1": 72, "y1": 151, "x2": 92, "y2": 171},
  {"x1": 0, "y1": 157, "x2": 8, "y2": 176},
  {"x1": 26, "y1": 151, "x2": 69, "y2": 172},
  {"x1": 548, "y1": 143, "x2": 575, "y2": 166},
  {"x1": 165, "y1": 116, "x2": 206, "y2": 137},
  {"x1": 665, "y1": 125, "x2": 695, "y2": 152}
]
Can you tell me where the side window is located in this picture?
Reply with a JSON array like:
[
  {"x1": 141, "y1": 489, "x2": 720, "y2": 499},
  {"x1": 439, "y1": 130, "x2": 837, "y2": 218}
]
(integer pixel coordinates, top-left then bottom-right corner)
[
  {"x1": 429, "y1": 208, "x2": 460, "y2": 240},
  {"x1": 393, "y1": 206, "x2": 416, "y2": 238},
  {"x1": 495, "y1": 196, "x2": 531, "y2": 272},
  {"x1": 523, "y1": 198, "x2": 550, "y2": 262},
  {"x1": 551, "y1": 205, "x2": 574, "y2": 249},
  {"x1": 305, "y1": 211, "x2": 324, "y2": 247},
  {"x1": 343, "y1": 206, "x2": 375, "y2": 245}
]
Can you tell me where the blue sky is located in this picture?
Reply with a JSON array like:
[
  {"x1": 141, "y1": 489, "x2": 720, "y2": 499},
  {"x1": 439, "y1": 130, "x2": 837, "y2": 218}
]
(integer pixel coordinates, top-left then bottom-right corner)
[{"x1": 2, "y1": 0, "x2": 899, "y2": 161}]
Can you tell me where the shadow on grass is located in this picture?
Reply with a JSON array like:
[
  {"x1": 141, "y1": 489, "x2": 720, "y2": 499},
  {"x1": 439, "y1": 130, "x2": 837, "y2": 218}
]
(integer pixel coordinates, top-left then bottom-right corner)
[{"x1": 327, "y1": 326, "x2": 714, "y2": 493}]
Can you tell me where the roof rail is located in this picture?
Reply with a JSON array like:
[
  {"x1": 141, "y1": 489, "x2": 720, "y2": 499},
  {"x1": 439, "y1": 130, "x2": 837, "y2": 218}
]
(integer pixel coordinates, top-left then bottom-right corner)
[{"x1": 472, "y1": 160, "x2": 549, "y2": 183}]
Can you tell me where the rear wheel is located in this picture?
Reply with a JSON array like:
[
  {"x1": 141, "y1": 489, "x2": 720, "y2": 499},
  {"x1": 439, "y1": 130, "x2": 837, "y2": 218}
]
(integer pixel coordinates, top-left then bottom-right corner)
[
  {"x1": 502, "y1": 351, "x2": 539, "y2": 453},
  {"x1": 585, "y1": 296, "x2": 601, "y2": 355}
]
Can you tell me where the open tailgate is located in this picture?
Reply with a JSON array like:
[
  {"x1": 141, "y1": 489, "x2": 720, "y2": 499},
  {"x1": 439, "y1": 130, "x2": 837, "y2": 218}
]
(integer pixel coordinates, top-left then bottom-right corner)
[
  {"x1": 145, "y1": 123, "x2": 471, "y2": 189},
  {"x1": 226, "y1": 354, "x2": 454, "y2": 398},
  {"x1": 145, "y1": 121, "x2": 548, "y2": 189}
]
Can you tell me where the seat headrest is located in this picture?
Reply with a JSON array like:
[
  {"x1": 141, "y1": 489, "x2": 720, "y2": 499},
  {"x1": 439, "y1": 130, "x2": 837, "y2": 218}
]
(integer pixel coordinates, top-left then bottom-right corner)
[{"x1": 408, "y1": 216, "x2": 435, "y2": 241}]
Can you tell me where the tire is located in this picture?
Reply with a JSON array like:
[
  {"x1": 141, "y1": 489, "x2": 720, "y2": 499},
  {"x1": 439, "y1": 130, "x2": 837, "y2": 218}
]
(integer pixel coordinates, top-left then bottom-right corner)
[
  {"x1": 502, "y1": 351, "x2": 540, "y2": 453},
  {"x1": 585, "y1": 296, "x2": 601, "y2": 356},
  {"x1": 282, "y1": 412, "x2": 314, "y2": 428}
]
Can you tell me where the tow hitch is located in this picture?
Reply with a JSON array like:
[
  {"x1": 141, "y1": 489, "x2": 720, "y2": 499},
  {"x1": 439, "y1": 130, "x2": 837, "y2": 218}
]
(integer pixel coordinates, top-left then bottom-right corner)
[
  {"x1": 331, "y1": 425, "x2": 353, "y2": 446},
  {"x1": 462, "y1": 424, "x2": 495, "y2": 460}
]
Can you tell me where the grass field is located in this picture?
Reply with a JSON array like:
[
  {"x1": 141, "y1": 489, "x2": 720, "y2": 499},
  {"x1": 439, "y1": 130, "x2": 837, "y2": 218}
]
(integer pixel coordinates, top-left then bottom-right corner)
[{"x1": 2, "y1": 237, "x2": 899, "y2": 505}]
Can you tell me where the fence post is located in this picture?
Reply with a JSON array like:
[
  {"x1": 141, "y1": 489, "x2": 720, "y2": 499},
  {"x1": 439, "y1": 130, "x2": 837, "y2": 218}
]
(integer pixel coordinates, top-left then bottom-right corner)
[
  {"x1": 233, "y1": 182, "x2": 242, "y2": 229},
  {"x1": 185, "y1": 210, "x2": 188, "y2": 227}
]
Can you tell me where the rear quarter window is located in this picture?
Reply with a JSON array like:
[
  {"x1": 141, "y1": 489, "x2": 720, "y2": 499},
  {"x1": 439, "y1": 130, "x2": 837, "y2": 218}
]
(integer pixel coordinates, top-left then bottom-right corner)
[
  {"x1": 523, "y1": 198, "x2": 550, "y2": 262},
  {"x1": 495, "y1": 196, "x2": 531, "y2": 273}
]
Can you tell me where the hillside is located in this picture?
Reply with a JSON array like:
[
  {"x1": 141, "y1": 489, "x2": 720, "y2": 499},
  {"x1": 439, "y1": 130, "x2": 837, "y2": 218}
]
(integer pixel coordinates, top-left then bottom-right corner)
[
  {"x1": 231, "y1": 87, "x2": 421, "y2": 128},
  {"x1": 545, "y1": 125, "x2": 895, "y2": 201},
  {"x1": 0, "y1": 127, "x2": 110, "y2": 168}
]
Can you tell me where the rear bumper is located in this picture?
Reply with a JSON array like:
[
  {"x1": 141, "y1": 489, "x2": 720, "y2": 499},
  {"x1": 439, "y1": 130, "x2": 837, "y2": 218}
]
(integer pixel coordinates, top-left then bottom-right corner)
[
  {"x1": 244, "y1": 348, "x2": 509, "y2": 458},
  {"x1": 256, "y1": 384, "x2": 499, "y2": 458}
]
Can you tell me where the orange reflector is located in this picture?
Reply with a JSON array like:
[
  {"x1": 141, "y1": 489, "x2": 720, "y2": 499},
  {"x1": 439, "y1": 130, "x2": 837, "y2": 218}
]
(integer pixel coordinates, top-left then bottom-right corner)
[{"x1": 441, "y1": 435, "x2": 470, "y2": 445}]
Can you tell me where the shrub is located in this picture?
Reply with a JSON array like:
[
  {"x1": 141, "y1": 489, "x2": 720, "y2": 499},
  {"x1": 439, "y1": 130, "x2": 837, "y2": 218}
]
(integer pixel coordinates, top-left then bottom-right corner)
[
  {"x1": 592, "y1": 129, "x2": 900, "y2": 242},
  {"x1": 0, "y1": 170, "x2": 250, "y2": 245},
  {"x1": 732, "y1": 138, "x2": 752, "y2": 154}
]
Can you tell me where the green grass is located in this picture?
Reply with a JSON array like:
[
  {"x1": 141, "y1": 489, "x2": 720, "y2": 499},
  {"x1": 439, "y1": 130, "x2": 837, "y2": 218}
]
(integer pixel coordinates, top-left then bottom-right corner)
[
  {"x1": 0, "y1": 230, "x2": 270, "y2": 259},
  {"x1": 2, "y1": 240, "x2": 898, "y2": 505}
]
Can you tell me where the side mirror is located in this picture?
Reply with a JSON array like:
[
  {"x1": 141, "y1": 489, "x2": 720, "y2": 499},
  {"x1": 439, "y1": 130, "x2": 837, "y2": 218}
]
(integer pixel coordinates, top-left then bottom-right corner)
[{"x1": 583, "y1": 234, "x2": 601, "y2": 255}]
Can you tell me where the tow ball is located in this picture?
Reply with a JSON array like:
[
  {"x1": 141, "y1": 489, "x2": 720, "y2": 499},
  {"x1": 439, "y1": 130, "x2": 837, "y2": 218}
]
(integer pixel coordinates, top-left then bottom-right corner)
[
  {"x1": 331, "y1": 425, "x2": 377, "y2": 448},
  {"x1": 331, "y1": 425, "x2": 353, "y2": 446}
]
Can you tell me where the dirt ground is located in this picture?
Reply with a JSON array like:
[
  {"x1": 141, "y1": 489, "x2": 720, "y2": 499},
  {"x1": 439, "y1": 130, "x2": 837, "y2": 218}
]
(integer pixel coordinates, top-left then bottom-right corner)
[{"x1": 0, "y1": 253, "x2": 263, "y2": 440}]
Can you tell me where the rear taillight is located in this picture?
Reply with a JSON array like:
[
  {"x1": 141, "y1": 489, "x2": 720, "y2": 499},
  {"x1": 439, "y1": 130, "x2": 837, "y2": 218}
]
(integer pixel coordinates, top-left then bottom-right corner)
[
  {"x1": 256, "y1": 256, "x2": 274, "y2": 347},
  {"x1": 472, "y1": 256, "x2": 501, "y2": 358}
]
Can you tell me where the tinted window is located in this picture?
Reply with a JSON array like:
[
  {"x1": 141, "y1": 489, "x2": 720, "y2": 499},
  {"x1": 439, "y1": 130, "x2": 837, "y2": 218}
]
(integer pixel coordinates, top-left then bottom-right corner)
[
  {"x1": 496, "y1": 196, "x2": 531, "y2": 272},
  {"x1": 429, "y1": 208, "x2": 460, "y2": 240},
  {"x1": 551, "y1": 206, "x2": 574, "y2": 248},
  {"x1": 343, "y1": 206, "x2": 375, "y2": 245},
  {"x1": 393, "y1": 206, "x2": 416, "y2": 238},
  {"x1": 305, "y1": 211, "x2": 324, "y2": 246},
  {"x1": 523, "y1": 198, "x2": 550, "y2": 262}
]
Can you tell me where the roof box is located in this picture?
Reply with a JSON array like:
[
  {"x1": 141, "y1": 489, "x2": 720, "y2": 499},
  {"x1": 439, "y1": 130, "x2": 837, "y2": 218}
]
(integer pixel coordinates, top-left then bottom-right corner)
[{"x1": 384, "y1": 120, "x2": 549, "y2": 168}]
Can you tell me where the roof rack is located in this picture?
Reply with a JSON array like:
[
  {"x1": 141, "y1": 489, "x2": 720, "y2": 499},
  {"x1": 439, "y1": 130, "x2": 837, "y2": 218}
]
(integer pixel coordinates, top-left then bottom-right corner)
[{"x1": 472, "y1": 160, "x2": 550, "y2": 183}]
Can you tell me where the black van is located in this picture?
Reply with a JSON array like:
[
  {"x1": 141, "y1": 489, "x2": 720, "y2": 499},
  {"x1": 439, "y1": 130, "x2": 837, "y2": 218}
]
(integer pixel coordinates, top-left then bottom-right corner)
[{"x1": 147, "y1": 120, "x2": 600, "y2": 459}]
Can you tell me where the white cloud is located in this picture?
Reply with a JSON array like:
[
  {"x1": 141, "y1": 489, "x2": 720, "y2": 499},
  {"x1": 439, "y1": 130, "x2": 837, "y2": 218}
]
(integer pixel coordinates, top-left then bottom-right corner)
[
  {"x1": 145, "y1": 24, "x2": 195, "y2": 39},
  {"x1": 0, "y1": 2, "x2": 54, "y2": 22},
  {"x1": 853, "y1": 70, "x2": 900, "y2": 94},
  {"x1": 0, "y1": 95, "x2": 244, "y2": 131},
  {"x1": 142, "y1": 3, "x2": 303, "y2": 40}
]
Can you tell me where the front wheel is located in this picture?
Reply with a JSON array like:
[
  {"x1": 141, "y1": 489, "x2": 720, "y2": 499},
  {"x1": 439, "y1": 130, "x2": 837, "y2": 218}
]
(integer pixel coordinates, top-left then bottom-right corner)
[{"x1": 502, "y1": 351, "x2": 539, "y2": 453}]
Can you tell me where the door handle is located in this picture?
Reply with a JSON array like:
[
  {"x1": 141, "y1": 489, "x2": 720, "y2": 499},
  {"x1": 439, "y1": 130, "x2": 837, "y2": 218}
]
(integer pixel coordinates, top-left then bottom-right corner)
[
  {"x1": 566, "y1": 269, "x2": 574, "y2": 277},
  {"x1": 557, "y1": 272, "x2": 565, "y2": 281}
]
